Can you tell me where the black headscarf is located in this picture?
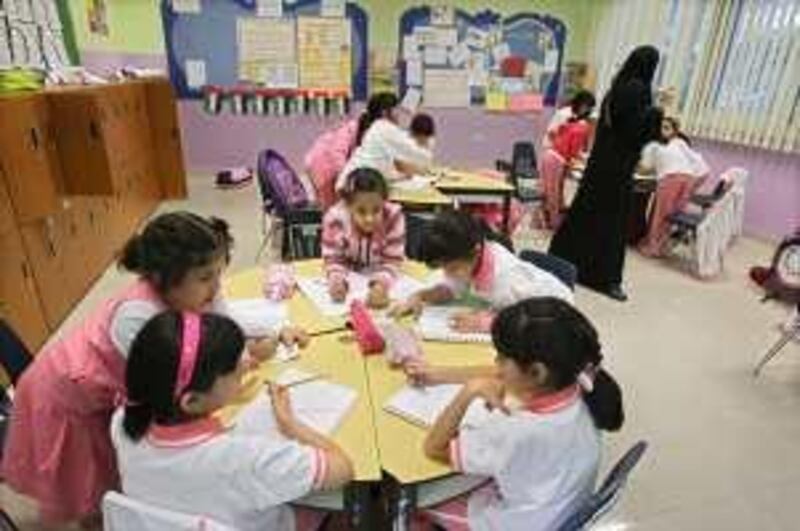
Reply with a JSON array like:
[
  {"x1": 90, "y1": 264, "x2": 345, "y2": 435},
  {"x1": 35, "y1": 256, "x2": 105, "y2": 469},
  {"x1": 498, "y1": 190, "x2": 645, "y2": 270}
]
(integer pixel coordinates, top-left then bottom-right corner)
[{"x1": 611, "y1": 45, "x2": 660, "y2": 89}]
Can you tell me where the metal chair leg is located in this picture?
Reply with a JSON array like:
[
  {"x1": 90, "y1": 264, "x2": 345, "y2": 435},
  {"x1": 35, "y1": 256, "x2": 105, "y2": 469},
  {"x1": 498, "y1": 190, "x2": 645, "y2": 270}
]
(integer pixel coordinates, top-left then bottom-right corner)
[{"x1": 754, "y1": 327, "x2": 799, "y2": 376}]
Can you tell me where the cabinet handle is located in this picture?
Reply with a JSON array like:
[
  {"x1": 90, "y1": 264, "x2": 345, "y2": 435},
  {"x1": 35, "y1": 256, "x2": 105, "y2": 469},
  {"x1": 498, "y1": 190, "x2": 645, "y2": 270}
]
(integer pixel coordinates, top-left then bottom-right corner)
[
  {"x1": 89, "y1": 120, "x2": 100, "y2": 140},
  {"x1": 30, "y1": 127, "x2": 40, "y2": 150},
  {"x1": 21, "y1": 260, "x2": 30, "y2": 279},
  {"x1": 42, "y1": 221, "x2": 56, "y2": 257}
]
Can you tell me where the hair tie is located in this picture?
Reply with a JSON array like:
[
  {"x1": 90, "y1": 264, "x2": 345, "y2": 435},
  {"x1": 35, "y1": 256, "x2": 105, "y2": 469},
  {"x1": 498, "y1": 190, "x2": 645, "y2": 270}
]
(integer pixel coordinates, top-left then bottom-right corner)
[
  {"x1": 174, "y1": 312, "x2": 202, "y2": 400},
  {"x1": 577, "y1": 364, "x2": 598, "y2": 393}
]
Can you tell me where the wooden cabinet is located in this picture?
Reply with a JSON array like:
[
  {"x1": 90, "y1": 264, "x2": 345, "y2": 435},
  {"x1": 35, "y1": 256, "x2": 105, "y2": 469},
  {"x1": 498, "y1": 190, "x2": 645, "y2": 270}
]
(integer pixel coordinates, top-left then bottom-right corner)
[
  {"x1": 143, "y1": 79, "x2": 187, "y2": 199},
  {"x1": 0, "y1": 179, "x2": 15, "y2": 237},
  {"x1": 0, "y1": 94, "x2": 61, "y2": 222},
  {"x1": 0, "y1": 229, "x2": 49, "y2": 351}
]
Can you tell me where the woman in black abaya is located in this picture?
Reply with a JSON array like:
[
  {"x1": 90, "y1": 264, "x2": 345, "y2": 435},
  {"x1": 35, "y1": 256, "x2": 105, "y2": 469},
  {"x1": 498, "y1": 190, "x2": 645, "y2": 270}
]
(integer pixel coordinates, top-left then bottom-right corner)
[{"x1": 549, "y1": 45, "x2": 663, "y2": 302}]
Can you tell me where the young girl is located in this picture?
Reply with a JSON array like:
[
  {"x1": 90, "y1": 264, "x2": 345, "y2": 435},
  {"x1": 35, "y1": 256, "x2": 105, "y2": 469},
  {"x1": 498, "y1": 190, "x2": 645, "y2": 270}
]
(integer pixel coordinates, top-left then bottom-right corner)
[
  {"x1": 112, "y1": 311, "x2": 353, "y2": 531},
  {"x1": 540, "y1": 116, "x2": 594, "y2": 229},
  {"x1": 542, "y1": 90, "x2": 596, "y2": 152},
  {"x1": 414, "y1": 297, "x2": 623, "y2": 531},
  {"x1": 322, "y1": 167, "x2": 406, "y2": 309},
  {"x1": 1, "y1": 211, "x2": 306, "y2": 526},
  {"x1": 336, "y1": 93, "x2": 433, "y2": 192},
  {"x1": 391, "y1": 210, "x2": 572, "y2": 332},
  {"x1": 638, "y1": 116, "x2": 709, "y2": 256}
]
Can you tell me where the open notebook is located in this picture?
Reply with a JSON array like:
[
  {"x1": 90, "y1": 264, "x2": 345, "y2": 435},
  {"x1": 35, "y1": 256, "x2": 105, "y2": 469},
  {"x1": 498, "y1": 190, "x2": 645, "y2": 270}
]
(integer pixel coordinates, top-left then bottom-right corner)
[
  {"x1": 297, "y1": 272, "x2": 423, "y2": 317},
  {"x1": 384, "y1": 384, "x2": 491, "y2": 428},
  {"x1": 415, "y1": 306, "x2": 492, "y2": 343},
  {"x1": 224, "y1": 298, "x2": 287, "y2": 338},
  {"x1": 230, "y1": 378, "x2": 357, "y2": 436}
]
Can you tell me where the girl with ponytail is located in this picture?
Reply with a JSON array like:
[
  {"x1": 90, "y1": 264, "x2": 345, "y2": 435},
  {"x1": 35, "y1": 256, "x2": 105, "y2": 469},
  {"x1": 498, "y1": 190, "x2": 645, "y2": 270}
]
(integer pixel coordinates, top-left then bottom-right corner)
[
  {"x1": 412, "y1": 297, "x2": 623, "y2": 531},
  {"x1": 391, "y1": 209, "x2": 573, "y2": 332},
  {"x1": 335, "y1": 91, "x2": 434, "y2": 193},
  {"x1": 113, "y1": 311, "x2": 353, "y2": 529},
  {"x1": 2, "y1": 211, "x2": 306, "y2": 526}
]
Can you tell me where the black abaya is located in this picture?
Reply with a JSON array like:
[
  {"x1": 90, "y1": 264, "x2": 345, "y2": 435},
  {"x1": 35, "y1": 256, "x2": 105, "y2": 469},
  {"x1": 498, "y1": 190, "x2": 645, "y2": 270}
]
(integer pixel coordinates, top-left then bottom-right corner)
[{"x1": 549, "y1": 69, "x2": 662, "y2": 291}]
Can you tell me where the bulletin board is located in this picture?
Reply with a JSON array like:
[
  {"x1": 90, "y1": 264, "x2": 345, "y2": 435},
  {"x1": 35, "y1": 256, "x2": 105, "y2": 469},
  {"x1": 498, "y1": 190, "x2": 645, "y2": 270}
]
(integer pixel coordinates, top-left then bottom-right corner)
[
  {"x1": 397, "y1": 6, "x2": 566, "y2": 110},
  {"x1": 161, "y1": 0, "x2": 368, "y2": 100},
  {"x1": 0, "y1": 0, "x2": 72, "y2": 68}
]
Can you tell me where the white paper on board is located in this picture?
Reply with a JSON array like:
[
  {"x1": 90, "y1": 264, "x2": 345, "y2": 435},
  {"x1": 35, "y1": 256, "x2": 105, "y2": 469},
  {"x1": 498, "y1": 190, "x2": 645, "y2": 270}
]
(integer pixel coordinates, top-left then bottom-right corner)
[
  {"x1": 172, "y1": 0, "x2": 201, "y2": 14},
  {"x1": 403, "y1": 35, "x2": 421, "y2": 60},
  {"x1": 413, "y1": 26, "x2": 436, "y2": 46},
  {"x1": 492, "y1": 42, "x2": 511, "y2": 64},
  {"x1": 400, "y1": 87, "x2": 422, "y2": 112},
  {"x1": 448, "y1": 42, "x2": 470, "y2": 68},
  {"x1": 423, "y1": 45, "x2": 448, "y2": 66},
  {"x1": 405, "y1": 58, "x2": 423, "y2": 85},
  {"x1": 423, "y1": 68, "x2": 470, "y2": 108},
  {"x1": 544, "y1": 49, "x2": 559, "y2": 72},
  {"x1": 256, "y1": 0, "x2": 282, "y2": 17},
  {"x1": 430, "y1": 6, "x2": 455, "y2": 26},
  {"x1": 468, "y1": 53, "x2": 488, "y2": 87},
  {"x1": 320, "y1": 0, "x2": 346, "y2": 17},
  {"x1": 185, "y1": 59, "x2": 206, "y2": 88},
  {"x1": 464, "y1": 27, "x2": 488, "y2": 49}
]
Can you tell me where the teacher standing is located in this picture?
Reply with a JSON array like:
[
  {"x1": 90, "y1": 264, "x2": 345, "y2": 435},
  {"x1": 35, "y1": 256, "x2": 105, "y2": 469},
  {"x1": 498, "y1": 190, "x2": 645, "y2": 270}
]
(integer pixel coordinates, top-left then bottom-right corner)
[{"x1": 549, "y1": 46, "x2": 663, "y2": 302}]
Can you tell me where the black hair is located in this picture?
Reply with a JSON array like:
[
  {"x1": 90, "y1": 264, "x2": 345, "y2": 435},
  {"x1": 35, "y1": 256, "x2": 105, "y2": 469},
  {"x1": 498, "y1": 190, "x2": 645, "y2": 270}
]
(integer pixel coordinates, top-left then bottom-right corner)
[
  {"x1": 661, "y1": 116, "x2": 692, "y2": 146},
  {"x1": 356, "y1": 92, "x2": 399, "y2": 146},
  {"x1": 123, "y1": 311, "x2": 245, "y2": 441},
  {"x1": 119, "y1": 211, "x2": 233, "y2": 292},
  {"x1": 491, "y1": 298, "x2": 624, "y2": 431},
  {"x1": 569, "y1": 90, "x2": 596, "y2": 118},
  {"x1": 410, "y1": 113, "x2": 436, "y2": 137},
  {"x1": 340, "y1": 167, "x2": 389, "y2": 202},
  {"x1": 420, "y1": 210, "x2": 513, "y2": 268}
]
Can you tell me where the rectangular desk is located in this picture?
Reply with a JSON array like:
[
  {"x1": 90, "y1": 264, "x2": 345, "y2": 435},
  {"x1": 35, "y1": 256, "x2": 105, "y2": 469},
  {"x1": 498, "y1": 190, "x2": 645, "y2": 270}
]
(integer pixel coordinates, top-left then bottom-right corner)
[
  {"x1": 433, "y1": 170, "x2": 516, "y2": 234},
  {"x1": 389, "y1": 185, "x2": 452, "y2": 211}
]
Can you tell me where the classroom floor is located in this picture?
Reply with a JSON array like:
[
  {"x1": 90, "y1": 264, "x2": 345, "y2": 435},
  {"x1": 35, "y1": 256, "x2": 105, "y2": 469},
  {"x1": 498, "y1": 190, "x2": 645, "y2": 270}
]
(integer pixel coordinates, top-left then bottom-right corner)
[{"x1": 2, "y1": 174, "x2": 799, "y2": 531}]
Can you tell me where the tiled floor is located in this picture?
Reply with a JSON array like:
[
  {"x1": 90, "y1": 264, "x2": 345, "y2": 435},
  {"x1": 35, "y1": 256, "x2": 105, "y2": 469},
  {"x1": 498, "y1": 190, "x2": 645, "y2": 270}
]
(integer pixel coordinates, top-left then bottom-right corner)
[{"x1": 3, "y1": 174, "x2": 799, "y2": 530}]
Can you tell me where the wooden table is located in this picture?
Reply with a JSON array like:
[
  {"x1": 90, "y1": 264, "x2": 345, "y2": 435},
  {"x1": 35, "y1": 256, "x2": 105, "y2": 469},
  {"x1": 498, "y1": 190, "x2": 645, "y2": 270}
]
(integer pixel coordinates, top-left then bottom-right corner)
[
  {"x1": 389, "y1": 185, "x2": 452, "y2": 210},
  {"x1": 432, "y1": 169, "x2": 516, "y2": 234}
]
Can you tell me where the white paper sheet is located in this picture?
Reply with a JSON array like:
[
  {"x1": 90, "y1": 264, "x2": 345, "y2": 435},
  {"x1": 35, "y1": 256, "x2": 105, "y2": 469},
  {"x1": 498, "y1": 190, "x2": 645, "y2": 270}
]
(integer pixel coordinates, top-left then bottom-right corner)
[
  {"x1": 415, "y1": 306, "x2": 492, "y2": 343},
  {"x1": 225, "y1": 298, "x2": 288, "y2": 338},
  {"x1": 171, "y1": 0, "x2": 201, "y2": 14},
  {"x1": 235, "y1": 382, "x2": 357, "y2": 436},
  {"x1": 384, "y1": 384, "x2": 463, "y2": 427},
  {"x1": 448, "y1": 42, "x2": 470, "y2": 68},
  {"x1": 423, "y1": 68, "x2": 470, "y2": 108},
  {"x1": 406, "y1": 58, "x2": 422, "y2": 85},
  {"x1": 464, "y1": 27, "x2": 488, "y2": 49},
  {"x1": 392, "y1": 174, "x2": 435, "y2": 191},
  {"x1": 256, "y1": 0, "x2": 282, "y2": 17},
  {"x1": 402, "y1": 35, "x2": 421, "y2": 60},
  {"x1": 320, "y1": 0, "x2": 346, "y2": 17},
  {"x1": 400, "y1": 86, "x2": 422, "y2": 111},
  {"x1": 297, "y1": 272, "x2": 424, "y2": 317},
  {"x1": 184, "y1": 59, "x2": 206, "y2": 88},
  {"x1": 493, "y1": 43, "x2": 511, "y2": 64},
  {"x1": 423, "y1": 45, "x2": 448, "y2": 66},
  {"x1": 430, "y1": 6, "x2": 455, "y2": 26},
  {"x1": 544, "y1": 49, "x2": 559, "y2": 72}
]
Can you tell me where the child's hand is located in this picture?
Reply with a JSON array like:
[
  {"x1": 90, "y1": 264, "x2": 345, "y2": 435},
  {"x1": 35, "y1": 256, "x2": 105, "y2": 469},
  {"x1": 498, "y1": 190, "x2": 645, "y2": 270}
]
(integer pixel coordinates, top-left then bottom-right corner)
[
  {"x1": 404, "y1": 361, "x2": 443, "y2": 387},
  {"x1": 466, "y1": 378, "x2": 508, "y2": 414},
  {"x1": 279, "y1": 325, "x2": 310, "y2": 349},
  {"x1": 248, "y1": 337, "x2": 279, "y2": 362},
  {"x1": 389, "y1": 294, "x2": 424, "y2": 319},
  {"x1": 268, "y1": 384, "x2": 296, "y2": 437},
  {"x1": 329, "y1": 278, "x2": 348, "y2": 302},
  {"x1": 449, "y1": 311, "x2": 491, "y2": 333},
  {"x1": 366, "y1": 281, "x2": 390, "y2": 309}
]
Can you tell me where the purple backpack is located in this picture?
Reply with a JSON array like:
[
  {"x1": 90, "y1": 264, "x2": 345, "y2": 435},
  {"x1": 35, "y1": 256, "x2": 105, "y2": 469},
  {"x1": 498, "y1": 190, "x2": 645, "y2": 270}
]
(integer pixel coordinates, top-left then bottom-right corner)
[{"x1": 256, "y1": 149, "x2": 313, "y2": 217}]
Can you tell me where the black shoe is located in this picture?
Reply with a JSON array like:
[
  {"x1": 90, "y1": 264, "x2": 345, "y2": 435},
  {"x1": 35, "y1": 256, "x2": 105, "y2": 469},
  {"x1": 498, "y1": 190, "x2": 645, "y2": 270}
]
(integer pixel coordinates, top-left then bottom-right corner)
[{"x1": 604, "y1": 285, "x2": 628, "y2": 302}]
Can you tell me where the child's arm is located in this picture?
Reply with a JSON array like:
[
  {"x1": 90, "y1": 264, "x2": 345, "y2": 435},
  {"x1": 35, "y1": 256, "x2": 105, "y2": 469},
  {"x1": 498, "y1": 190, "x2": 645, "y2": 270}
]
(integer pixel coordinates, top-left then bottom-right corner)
[
  {"x1": 424, "y1": 378, "x2": 507, "y2": 463},
  {"x1": 270, "y1": 385, "x2": 354, "y2": 490},
  {"x1": 382, "y1": 123, "x2": 433, "y2": 170},
  {"x1": 405, "y1": 362, "x2": 496, "y2": 386},
  {"x1": 321, "y1": 215, "x2": 351, "y2": 301},
  {"x1": 246, "y1": 325, "x2": 310, "y2": 362},
  {"x1": 389, "y1": 284, "x2": 455, "y2": 318}
]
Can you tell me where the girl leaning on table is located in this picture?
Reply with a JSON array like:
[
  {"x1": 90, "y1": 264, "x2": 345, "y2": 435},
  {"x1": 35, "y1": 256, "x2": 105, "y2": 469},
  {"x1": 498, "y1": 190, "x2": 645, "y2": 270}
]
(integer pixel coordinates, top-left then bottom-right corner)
[
  {"x1": 112, "y1": 310, "x2": 353, "y2": 531},
  {"x1": 408, "y1": 297, "x2": 624, "y2": 531}
]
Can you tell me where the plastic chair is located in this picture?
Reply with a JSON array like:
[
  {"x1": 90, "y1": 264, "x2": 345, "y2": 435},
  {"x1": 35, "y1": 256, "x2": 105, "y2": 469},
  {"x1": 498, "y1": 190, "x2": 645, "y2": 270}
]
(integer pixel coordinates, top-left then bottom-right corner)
[
  {"x1": 496, "y1": 141, "x2": 544, "y2": 204},
  {"x1": 519, "y1": 249, "x2": 577, "y2": 291},
  {"x1": 557, "y1": 441, "x2": 648, "y2": 531},
  {"x1": 103, "y1": 491, "x2": 239, "y2": 531}
]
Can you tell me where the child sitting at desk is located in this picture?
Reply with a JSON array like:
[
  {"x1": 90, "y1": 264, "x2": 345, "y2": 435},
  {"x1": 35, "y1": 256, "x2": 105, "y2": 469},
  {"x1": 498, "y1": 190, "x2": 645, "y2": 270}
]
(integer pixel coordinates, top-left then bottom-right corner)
[
  {"x1": 637, "y1": 116, "x2": 709, "y2": 257},
  {"x1": 395, "y1": 113, "x2": 437, "y2": 178},
  {"x1": 322, "y1": 167, "x2": 406, "y2": 309},
  {"x1": 112, "y1": 311, "x2": 353, "y2": 531},
  {"x1": 336, "y1": 94, "x2": 434, "y2": 193},
  {"x1": 413, "y1": 297, "x2": 623, "y2": 531},
  {"x1": 391, "y1": 210, "x2": 572, "y2": 332},
  {"x1": 1, "y1": 211, "x2": 307, "y2": 526}
]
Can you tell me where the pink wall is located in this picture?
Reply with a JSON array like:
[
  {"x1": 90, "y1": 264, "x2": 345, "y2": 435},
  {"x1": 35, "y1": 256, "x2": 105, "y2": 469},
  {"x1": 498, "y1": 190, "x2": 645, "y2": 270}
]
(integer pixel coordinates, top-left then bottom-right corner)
[{"x1": 81, "y1": 49, "x2": 800, "y2": 240}]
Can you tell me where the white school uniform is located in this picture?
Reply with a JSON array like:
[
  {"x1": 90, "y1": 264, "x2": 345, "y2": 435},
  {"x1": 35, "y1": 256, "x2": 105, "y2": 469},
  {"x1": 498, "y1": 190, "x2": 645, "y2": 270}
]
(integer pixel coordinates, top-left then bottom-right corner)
[
  {"x1": 110, "y1": 394, "x2": 327, "y2": 531},
  {"x1": 336, "y1": 118, "x2": 433, "y2": 191},
  {"x1": 439, "y1": 241, "x2": 574, "y2": 309},
  {"x1": 542, "y1": 106, "x2": 574, "y2": 151},
  {"x1": 640, "y1": 138, "x2": 709, "y2": 180},
  {"x1": 448, "y1": 386, "x2": 601, "y2": 531}
]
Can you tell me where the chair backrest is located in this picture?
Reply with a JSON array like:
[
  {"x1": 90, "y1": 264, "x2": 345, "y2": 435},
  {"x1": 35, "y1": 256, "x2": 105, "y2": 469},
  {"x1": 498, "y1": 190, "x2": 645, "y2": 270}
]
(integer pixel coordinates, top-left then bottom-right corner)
[
  {"x1": 557, "y1": 441, "x2": 648, "y2": 531},
  {"x1": 256, "y1": 149, "x2": 312, "y2": 218},
  {"x1": 0, "y1": 320, "x2": 33, "y2": 385},
  {"x1": 519, "y1": 249, "x2": 577, "y2": 291},
  {"x1": 511, "y1": 141, "x2": 538, "y2": 180},
  {"x1": 103, "y1": 491, "x2": 238, "y2": 531}
]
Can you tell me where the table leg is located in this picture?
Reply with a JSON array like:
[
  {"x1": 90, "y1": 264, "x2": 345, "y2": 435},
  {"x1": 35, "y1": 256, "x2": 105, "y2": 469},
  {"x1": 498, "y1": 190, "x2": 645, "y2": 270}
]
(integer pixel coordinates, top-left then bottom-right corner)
[
  {"x1": 345, "y1": 482, "x2": 380, "y2": 531},
  {"x1": 393, "y1": 484, "x2": 417, "y2": 531}
]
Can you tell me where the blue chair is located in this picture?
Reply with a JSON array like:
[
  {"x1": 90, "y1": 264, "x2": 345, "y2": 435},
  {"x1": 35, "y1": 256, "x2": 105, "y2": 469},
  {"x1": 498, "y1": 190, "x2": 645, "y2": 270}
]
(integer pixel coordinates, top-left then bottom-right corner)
[
  {"x1": 557, "y1": 441, "x2": 648, "y2": 531},
  {"x1": 0, "y1": 320, "x2": 33, "y2": 464},
  {"x1": 519, "y1": 249, "x2": 578, "y2": 291}
]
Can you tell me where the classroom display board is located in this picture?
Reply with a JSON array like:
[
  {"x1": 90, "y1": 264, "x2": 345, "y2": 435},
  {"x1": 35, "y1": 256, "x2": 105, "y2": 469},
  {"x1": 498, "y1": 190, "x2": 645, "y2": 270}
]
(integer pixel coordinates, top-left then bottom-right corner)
[
  {"x1": 398, "y1": 6, "x2": 566, "y2": 111},
  {"x1": 0, "y1": 0, "x2": 70, "y2": 68},
  {"x1": 162, "y1": 0, "x2": 368, "y2": 101}
]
